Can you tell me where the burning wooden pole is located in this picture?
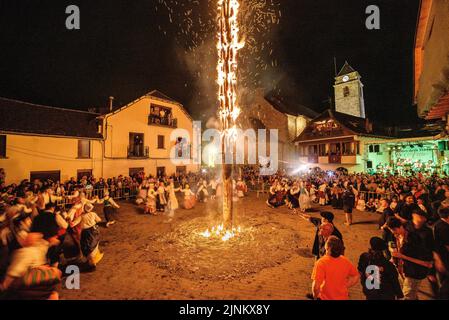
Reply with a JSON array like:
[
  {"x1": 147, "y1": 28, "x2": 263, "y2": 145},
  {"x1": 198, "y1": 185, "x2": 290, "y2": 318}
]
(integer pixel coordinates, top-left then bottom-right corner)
[{"x1": 217, "y1": 0, "x2": 243, "y2": 228}]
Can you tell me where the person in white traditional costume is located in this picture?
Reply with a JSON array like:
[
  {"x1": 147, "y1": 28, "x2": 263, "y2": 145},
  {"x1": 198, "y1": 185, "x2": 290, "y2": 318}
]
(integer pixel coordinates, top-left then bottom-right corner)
[
  {"x1": 299, "y1": 181, "x2": 311, "y2": 212},
  {"x1": 166, "y1": 179, "x2": 181, "y2": 222},
  {"x1": 70, "y1": 202, "x2": 104, "y2": 268}
]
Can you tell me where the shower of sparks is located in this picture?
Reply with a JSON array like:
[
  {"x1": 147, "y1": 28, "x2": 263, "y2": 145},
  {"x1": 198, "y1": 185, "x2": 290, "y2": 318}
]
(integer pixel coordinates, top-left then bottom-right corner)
[{"x1": 154, "y1": 0, "x2": 282, "y2": 110}]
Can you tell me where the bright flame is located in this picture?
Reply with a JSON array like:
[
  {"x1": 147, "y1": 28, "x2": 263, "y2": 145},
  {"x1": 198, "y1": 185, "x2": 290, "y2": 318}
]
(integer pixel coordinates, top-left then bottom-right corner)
[
  {"x1": 217, "y1": 0, "x2": 243, "y2": 132},
  {"x1": 200, "y1": 229, "x2": 211, "y2": 238},
  {"x1": 198, "y1": 224, "x2": 243, "y2": 242}
]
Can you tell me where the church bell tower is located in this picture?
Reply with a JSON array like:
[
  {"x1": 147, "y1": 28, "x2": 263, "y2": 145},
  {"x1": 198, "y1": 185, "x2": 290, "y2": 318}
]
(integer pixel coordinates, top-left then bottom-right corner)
[{"x1": 334, "y1": 61, "x2": 366, "y2": 118}]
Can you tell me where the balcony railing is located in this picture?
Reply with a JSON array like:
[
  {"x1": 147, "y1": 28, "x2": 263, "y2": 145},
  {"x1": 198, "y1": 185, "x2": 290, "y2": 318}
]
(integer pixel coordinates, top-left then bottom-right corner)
[
  {"x1": 148, "y1": 115, "x2": 178, "y2": 128},
  {"x1": 128, "y1": 145, "x2": 150, "y2": 158}
]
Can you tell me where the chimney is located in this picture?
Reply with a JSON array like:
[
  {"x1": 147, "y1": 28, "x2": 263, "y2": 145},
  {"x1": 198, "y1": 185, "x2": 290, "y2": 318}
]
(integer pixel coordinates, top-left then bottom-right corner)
[
  {"x1": 108, "y1": 96, "x2": 115, "y2": 113},
  {"x1": 365, "y1": 118, "x2": 373, "y2": 133}
]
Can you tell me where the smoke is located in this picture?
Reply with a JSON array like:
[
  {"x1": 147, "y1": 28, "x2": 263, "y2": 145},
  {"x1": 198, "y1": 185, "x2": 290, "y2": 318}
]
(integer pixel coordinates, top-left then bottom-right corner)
[
  {"x1": 163, "y1": 0, "x2": 283, "y2": 121},
  {"x1": 176, "y1": 39, "x2": 218, "y2": 120}
]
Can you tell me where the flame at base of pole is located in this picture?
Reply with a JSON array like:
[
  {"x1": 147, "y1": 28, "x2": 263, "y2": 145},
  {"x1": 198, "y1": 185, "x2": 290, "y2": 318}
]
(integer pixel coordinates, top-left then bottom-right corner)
[{"x1": 198, "y1": 224, "x2": 243, "y2": 242}]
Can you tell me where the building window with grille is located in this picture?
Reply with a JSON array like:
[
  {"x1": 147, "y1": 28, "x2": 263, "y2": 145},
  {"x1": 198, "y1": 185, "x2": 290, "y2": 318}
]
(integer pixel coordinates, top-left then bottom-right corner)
[
  {"x1": 77, "y1": 140, "x2": 91, "y2": 159},
  {"x1": 369, "y1": 144, "x2": 380, "y2": 153}
]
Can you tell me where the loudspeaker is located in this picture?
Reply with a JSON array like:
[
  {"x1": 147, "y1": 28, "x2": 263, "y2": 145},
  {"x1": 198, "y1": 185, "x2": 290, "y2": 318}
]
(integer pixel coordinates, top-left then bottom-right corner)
[{"x1": 438, "y1": 141, "x2": 448, "y2": 151}]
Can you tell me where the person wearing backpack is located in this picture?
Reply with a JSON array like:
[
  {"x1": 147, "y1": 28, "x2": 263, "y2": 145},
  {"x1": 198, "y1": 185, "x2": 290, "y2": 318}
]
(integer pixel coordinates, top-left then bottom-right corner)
[{"x1": 358, "y1": 237, "x2": 403, "y2": 300}]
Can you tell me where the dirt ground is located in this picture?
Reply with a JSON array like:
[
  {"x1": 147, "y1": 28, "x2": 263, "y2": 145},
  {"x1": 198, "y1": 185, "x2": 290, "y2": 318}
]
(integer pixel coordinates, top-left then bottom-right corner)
[{"x1": 59, "y1": 193, "x2": 434, "y2": 300}]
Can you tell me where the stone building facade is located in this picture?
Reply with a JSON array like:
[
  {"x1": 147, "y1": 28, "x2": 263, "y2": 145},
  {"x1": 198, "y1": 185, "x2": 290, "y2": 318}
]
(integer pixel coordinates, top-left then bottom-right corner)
[{"x1": 237, "y1": 89, "x2": 318, "y2": 170}]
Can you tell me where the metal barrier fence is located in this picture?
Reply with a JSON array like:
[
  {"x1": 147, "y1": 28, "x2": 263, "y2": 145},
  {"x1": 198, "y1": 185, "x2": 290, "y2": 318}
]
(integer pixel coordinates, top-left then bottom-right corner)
[
  {"x1": 55, "y1": 186, "x2": 139, "y2": 209},
  {"x1": 357, "y1": 191, "x2": 395, "y2": 201},
  {"x1": 49, "y1": 185, "x2": 397, "y2": 208}
]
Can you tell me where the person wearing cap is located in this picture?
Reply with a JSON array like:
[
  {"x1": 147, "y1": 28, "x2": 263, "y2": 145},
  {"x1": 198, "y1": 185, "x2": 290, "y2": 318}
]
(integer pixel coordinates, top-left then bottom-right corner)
[
  {"x1": 357, "y1": 237, "x2": 403, "y2": 300},
  {"x1": 71, "y1": 202, "x2": 103, "y2": 267},
  {"x1": 298, "y1": 211, "x2": 343, "y2": 259}
]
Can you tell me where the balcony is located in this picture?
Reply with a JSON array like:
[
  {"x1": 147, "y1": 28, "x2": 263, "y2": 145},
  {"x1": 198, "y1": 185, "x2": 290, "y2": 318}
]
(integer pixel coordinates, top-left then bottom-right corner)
[
  {"x1": 307, "y1": 155, "x2": 318, "y2": 164},
  {"x1": 128, "y1": 146, "x2": 149, "y2": 159},
  {"x1": 148, "y1": 115, "x2": 178, "y2": 128},
  {"x1": 329, "y1": 154, "x2": 342, "y2": 164}
]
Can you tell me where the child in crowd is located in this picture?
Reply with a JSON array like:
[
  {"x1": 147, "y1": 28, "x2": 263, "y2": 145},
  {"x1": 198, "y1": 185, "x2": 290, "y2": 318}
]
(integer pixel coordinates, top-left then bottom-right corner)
[{"x1": 365, "y1": 198, "x2": 376, "y2": 212}]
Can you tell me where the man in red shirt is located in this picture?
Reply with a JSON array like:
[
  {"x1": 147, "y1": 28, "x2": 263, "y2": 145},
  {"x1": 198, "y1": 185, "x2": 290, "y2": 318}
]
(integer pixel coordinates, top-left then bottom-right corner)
[{"x1": 311, "y1": 236, "x2": 360, "y2": 300}]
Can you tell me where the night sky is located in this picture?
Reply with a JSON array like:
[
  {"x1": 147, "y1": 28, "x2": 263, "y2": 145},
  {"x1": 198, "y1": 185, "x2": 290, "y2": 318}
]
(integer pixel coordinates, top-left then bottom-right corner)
[{"x1": 0, "y1": 0, "x2": 421, "y2": 125}]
